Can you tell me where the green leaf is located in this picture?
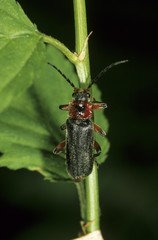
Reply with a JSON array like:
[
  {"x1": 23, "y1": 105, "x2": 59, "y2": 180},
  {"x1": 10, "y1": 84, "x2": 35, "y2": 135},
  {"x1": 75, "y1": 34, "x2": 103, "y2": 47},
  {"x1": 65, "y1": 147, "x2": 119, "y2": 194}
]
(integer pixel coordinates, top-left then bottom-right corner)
[
  {"x1": 0, "y1": 45, "x2": 75, "y2": 181},
  {"x1": 0, "y1": 0, "x2": 46, "y2": 112}
]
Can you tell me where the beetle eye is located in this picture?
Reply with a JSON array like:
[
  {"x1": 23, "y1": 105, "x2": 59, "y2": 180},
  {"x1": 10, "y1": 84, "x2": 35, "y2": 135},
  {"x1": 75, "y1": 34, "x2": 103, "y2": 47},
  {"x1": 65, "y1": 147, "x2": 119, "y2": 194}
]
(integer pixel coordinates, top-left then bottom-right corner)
[{"x1": 86, "y1": 93, "x2": 90, "y2": 98}]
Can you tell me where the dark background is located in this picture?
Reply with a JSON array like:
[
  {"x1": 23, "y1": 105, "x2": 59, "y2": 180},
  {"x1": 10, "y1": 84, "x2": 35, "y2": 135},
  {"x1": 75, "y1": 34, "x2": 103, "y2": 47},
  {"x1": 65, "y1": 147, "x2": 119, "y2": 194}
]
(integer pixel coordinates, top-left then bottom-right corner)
[{"x1": 0, "y1": 1, "x2": 157, "y2": 239}]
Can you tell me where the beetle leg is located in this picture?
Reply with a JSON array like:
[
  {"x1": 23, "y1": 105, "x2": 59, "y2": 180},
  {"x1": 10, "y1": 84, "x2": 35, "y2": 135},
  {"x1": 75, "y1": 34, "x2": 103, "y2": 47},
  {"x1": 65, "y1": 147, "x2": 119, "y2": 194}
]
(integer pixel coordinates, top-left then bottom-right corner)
[
  {"x1": 59, "y1": 104, "x2": 69, "y2": 110},
  {"x1": 60, "y1": 123, "x2": 66, "y2": 130},
  {"x1": 93, "y1": 122, "x2": 106, "y2": 137},
  {"x1": 53, "y1": 140, "x2": 66, "y2": 154},
  {"x1": 92, "y1": 102, "x2": 107, "y2": 110},
  {"x1": 94, "y1": 140, "x2": 101, "y2": 157}
]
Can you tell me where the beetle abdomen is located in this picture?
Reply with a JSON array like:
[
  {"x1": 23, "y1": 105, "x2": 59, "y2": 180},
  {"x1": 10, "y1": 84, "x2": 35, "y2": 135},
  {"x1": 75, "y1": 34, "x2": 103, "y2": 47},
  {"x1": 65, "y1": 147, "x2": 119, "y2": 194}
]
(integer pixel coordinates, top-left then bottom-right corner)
[{"x1": 66, "y1": 119, "x2": 94, "y2": 181}]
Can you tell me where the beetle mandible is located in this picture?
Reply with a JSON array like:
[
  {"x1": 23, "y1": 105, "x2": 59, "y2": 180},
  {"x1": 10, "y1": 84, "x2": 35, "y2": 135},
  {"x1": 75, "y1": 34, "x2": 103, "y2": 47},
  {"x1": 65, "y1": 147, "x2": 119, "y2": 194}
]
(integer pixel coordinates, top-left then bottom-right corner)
[{"x1": 48, "y1": 60, "x2": 128, "y2": 181}]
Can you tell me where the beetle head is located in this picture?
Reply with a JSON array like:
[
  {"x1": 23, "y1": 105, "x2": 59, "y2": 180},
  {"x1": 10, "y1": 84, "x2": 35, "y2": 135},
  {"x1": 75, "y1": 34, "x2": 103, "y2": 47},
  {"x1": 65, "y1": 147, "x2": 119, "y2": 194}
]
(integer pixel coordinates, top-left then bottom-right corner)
[{"x1": 72, "y1": 89, "x2": 91, "y2": 102}]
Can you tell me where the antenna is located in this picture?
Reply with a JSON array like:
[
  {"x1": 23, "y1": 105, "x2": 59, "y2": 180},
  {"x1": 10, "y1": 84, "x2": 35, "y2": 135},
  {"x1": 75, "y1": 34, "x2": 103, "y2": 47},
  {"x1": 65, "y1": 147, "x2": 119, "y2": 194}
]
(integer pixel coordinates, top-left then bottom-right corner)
[
  {"x1": 88, "y1": 60, "x2": 128, "y2": 88},
  {"x1": 48, "y1": 62, "x2": 76, "y2": 88}
]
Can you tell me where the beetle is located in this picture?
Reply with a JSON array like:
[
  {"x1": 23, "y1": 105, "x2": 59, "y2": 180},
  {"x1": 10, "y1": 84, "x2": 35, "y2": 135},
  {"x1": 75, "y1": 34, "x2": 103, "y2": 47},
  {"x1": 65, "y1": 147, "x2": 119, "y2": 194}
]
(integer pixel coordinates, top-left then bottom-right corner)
[{"x1": 48, "y1": 60, "x2": 128, "y2": 181}]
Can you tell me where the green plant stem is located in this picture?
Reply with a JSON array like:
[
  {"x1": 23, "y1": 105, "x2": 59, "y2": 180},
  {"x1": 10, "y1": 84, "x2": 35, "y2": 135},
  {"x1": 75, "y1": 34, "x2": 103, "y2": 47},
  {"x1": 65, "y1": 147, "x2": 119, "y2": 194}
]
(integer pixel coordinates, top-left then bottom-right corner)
[
  {"x1": 75, "y1": 182, "x2": 86, "y2": 221},
  {"x1": 73, "y1": 0, "x2": 101, "y2": 234},
  {"x1": 73, "y1": 0, "x2": 90, "y2": 88},
  {"x1": 85, "y1": 164, "x2": 100, "y2": 232}
]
